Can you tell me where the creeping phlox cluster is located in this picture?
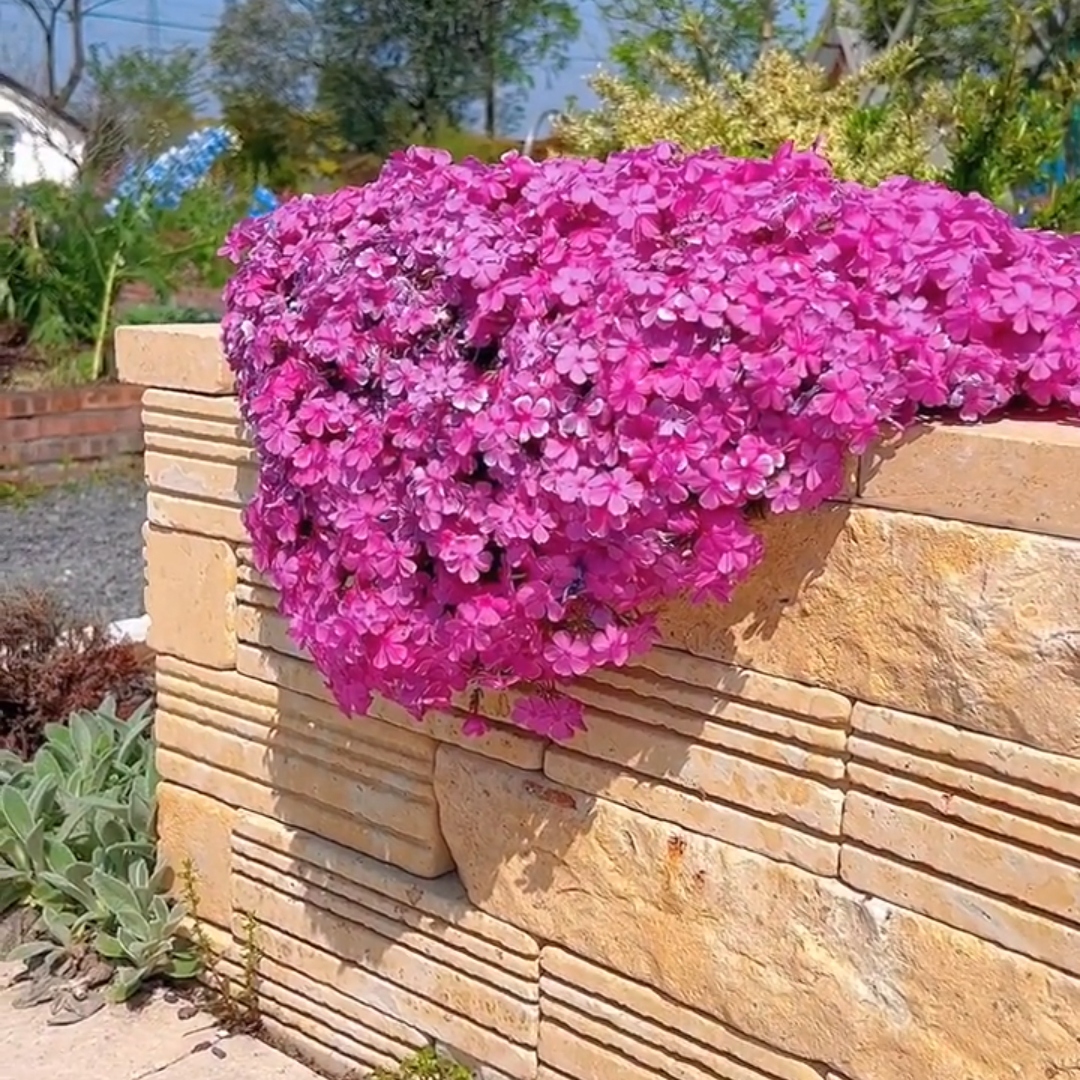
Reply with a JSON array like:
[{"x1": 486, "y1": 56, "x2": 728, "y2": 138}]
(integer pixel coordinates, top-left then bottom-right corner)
[
  {"x1": 105, "y1": 126, "x2": 239, "y2": 217},
  {"x1": 221, "y1": 143, "x2": 1080, "y2": 740}
]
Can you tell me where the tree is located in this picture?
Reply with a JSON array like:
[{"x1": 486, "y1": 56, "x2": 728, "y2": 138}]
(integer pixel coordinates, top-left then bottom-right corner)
[
  {"x1": 210, "y1": 0, "x2": 318, "y2": 111},
  {"x1": 317, "y1": 0, "x2": 580, "y2": 141},
  {"x1": 209, "y1": 0, "x2": 324, "y2": 185},
  {"x1": 852, "y1": 0, "x2": 1080, "y2": 83},
  {"x1": 11, "y1": 0, "x2": 116, "y2": 110},
  {"x1": 471, "y1": 0, "x2": 580, "y2": 137},
  {"x1": 597, "y1": 0, "x2": 808, "y2": 87},
  {"x1": 83, "y1": 46, "x2": 202, "y2": 163}
]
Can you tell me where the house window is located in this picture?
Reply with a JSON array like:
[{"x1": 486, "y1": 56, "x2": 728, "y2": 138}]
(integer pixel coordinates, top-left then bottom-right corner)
[{"x1": 0, "y1": 119, "x2": 16, "y2": 182}]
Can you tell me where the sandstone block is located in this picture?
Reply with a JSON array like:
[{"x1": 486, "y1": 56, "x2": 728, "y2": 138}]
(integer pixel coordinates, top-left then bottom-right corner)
[
  {"x1": 859, "y1": 419, "x2": 1080, "y2": 539},
  {"x1": 236, "y1": 898, "x2": 538, "y2": 1077},
  {"x1": 116, "y1": 323, "x2": 233, "y2": 394},
  {"x1": 544, "y1": 749, "x2": 838, "y2": 875},
  {"x1": 144, "y1": 429, "x2": 255, "y2": 465},
  {"x1": 236, "y1": 628, "x2": 545, "y2": 769},
  {"x1": 541, "y1": 949, "x2": 820, "y2": 1080},
  {"x1": 144, "y1": 527, "x2": 237, "y2": 668},
  {"x1": 145, "y1": 450, "x2": 256, "y2": 506},
  {"x1": 235, "y1": 813, "x2": 538, "y2": 958},
  {"x1": 155, "y1": 782, "x2": 236, "y2": 927},
  {"x1": 553, "y1": 688, "x2": 844, "y2": 838},
  {"x1": 143, "y1": 388, "x2": 242, "y2": 422},
  {"x1": 148, "y1": 491, "x2": 247, "y2": 543},
  {"x1": 434, "y1": 746, "x2": 1080, "y2": 1080},
  {"x1": 841, "y1": 845, "x2": 1080, "y2": 979},
  {"x1": 659, "y1": 505, "x2": 1080, "y2": 758}
]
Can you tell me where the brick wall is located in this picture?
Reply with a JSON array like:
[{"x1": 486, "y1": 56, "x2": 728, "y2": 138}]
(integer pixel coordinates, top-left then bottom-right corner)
[
  {"x1": 0, "y1": 383, "x2": 145, "y2": 483},
  {"x1": 118, "y1": 323, "x2": 1080, "y2": 1080}
]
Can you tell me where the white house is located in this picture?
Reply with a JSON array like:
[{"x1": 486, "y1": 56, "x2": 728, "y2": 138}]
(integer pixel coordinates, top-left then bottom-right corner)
[{"x1": 0, "y1": 73, "x2": 85, "y2": 186}]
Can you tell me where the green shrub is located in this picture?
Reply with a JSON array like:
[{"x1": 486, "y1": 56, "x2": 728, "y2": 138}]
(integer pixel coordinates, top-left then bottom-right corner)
[{"x1": 0, "y1": 698, "x2": 199, "y2": 1001}]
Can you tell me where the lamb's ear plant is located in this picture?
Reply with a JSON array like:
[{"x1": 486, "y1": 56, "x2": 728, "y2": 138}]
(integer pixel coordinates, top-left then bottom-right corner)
[{"x1": 0, "y1": 696, "x2": 201, "y2": 1002}]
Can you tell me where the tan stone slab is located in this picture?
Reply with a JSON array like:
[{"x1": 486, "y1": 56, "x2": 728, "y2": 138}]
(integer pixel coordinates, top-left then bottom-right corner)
[
  {"x1": 234, "y1": 837, "x2": 537, "y2": 982},
  {"x1": 116, "y1": 323, "x2": 233, "y2": 394},
  {"x1": 851, "y1": 703, "x2": 1080, "y2": 810},
  {"x1": 259, "y1": 1016, "x2": 395, "y2": 1077},
  {"x1": 148, "y1": 490, "x2": 248, "y2": 542},
  {"x1": 145, "y1": 411, "x2": 248, "y2": 445},
  {"x1": 545, "y1": 748, "x2": 837, "y2": 876},
  {"x1": 841, "y1": 845, "x2": 1080, "y2": 978},
  {"x1": 237, "y1": 581, "x2": 283, "y2": 609},
  {"x1": 146, "y1": 449, "x2": 256, "y2": 506},
  {"x1": 560, "y1": 694, "x2": 845, "y2": 833},
  {"x1": 847, "y1": 754, "x2": 1080, "y2": 862},
  {"x1": 571, "y1": 676, "x2": 847, "y2": 770},
  {"x1": 236, "y1": 813, "x2": 539, "y2": 958},
  {"x1": 629, "y1": 646, "x2": 852, "y2": 726},
  {"x1": 235, "y1": 868, "x2": 542, "y2": 1036},
  {"x1": 542, "y1": 978, "x2": 805, "y2": 1080},
  {"x1": 843, "y1": 790, "x2": 1080, "y2": 925},
  {"x1": 223, "y1": 951, "x2": 427, "y2": 1054},
  {"x1": 236, "y1": 641, "x2": 546, "y2": 770},
  {"x1": 658, "y1": 505, "x2": 1080, "y2": 758},
  {"x1": 156, "y1": 708, "x2": 442, "y2": 846},
  {"x1": 434, "y1": 746, "x2": 1080, "y2": 1080},
  {"x1": 858, "y1": 420, "x2": 1080, "y2": 539},
  {"x1": 542, "y1": 948, "x2": 818, "y2": 1080},
  {"x1": 239, "y1": 909, "x2": 539, "y2": 1075},
  {"x1": 235, "y1": 850, "x2": 538, "y2": 997},
  {"x1": 157, "y1": 747, "x2": 451, "y2": 878},
  {"x1": 143, "y1": 387, "x2": 242, "y2": 420},
  {"x1": 156, "y1": 782, "x2": 236, "y2": 927},
  {"x1": 144, "y1": 527, "x2": 237, "y2": 668},
  {"x1": 157, "y1": 673, "x2": 438, "y2": 777},
  {"x1": 158, "y1": 653, "x2": 278, "y2": 705},
  {"x1": 539, "y1": 1016, "x2": 672, "y2": 1080},
  {"x1": 145, "y1": 428, "x2": 256, "y2": 464},
  {"x1": 220, "y1": 960, "x2": 417, "y2": 1071}
]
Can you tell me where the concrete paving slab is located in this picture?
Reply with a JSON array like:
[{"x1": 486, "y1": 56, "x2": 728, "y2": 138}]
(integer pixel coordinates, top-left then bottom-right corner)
[{"x1": 0, "y1": 961, "x2": 322, "y2": 1080}]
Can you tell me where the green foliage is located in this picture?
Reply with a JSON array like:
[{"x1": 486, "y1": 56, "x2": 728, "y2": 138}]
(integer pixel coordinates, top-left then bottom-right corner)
[
  {"x1": 84, "y1": 45, "x2": 203, "y2": 166},
  {"x1": 852, "y1": 0, "x2": 1080, "y2": 84},
  {"x1": 118, "y1": 304, "x2": 220, "y2": 326},
  {"x1": 0, "y1": 176, "x2": 241, "y2": 379},
  {"x1": 369, "y1": 1048, "x2": 474, "y2": 1080},
  {"x1": 0, "y1": 698, "x2": 199, "y2": 1001},
  {"x1": 180, "y1": 859, "x2": 262, "y2": 1030},
  {"x1": 560, "y1": 44, "x2": 946, "y2": 186},
  {"x1": 938, "y1": 2, "x2": 1080, "y2": 231},
  {"x1": 599, "y1": 0, "x2": 808, "y2": 86},
  {"x1": 317, "y1": 0, "x2": 580, "y2": 144}
]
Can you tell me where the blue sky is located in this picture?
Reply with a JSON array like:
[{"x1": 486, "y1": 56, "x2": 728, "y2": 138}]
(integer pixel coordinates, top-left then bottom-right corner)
[{"x1": 0, "y1": 0, "x2": 616, "y2": 134}]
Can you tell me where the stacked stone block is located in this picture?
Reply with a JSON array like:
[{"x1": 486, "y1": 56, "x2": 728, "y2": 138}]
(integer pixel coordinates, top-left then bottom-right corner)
[{"x1": 118, "y1": 325, "x2": 1080, "y2": 1080}]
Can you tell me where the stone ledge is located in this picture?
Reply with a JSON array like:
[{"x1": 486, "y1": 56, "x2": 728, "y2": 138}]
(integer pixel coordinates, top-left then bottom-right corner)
[
  {"x1": 116, "y1": 323, "x2": 234, "y2": 394},
  {"x1": 859, "y1": 418, "x2": 1080, "y2": 539}
]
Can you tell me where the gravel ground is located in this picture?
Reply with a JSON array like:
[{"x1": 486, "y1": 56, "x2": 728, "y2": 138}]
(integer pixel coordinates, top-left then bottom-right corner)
[{"x1": 0, "y1": 475, "x2": 146, "y2": 625}]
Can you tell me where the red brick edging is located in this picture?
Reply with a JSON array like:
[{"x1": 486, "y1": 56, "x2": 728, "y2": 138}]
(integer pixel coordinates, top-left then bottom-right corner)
[{"x1": 0, "y1": 383, "x2": 145, "y2": 480}]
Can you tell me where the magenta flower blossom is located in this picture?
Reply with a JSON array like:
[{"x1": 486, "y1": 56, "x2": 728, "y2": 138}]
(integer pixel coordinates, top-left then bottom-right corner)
[{"x1": 221, "y1": 142, "x2": 1080, "y2": 744}]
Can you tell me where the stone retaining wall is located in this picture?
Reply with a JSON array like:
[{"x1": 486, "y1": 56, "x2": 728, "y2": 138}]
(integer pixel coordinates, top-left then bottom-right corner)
[{"x1": 118, "y1": 323, "x2": 1080, "y2": 1080}]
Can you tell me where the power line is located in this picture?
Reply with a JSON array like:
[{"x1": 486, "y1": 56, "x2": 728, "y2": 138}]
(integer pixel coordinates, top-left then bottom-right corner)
[{"x1": 0, "y1": 0, "x2": 215, "y2": 34}]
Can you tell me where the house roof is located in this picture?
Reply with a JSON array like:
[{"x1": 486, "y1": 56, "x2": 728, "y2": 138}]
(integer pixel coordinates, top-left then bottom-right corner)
[
  {"x1": 810, "y1": 0, "x2": 877, "y2": 80},
  {"x1": 0, "y1": 71, "x2": 88, "y2": 135}
]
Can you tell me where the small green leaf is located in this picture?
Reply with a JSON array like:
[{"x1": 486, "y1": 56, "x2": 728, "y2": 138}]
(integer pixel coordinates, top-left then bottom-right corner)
[
  {"x1": 6, "y1": 939, "x2": 56, "y2": 962},
  {"x1": 110, "y1": 965, "x2": 148, "y2": 1002},
  {"x1": 165, "y1": 954, "x2": 202, "y2": 980},
  {"x1": 0, "y1": 788, "x2": 33, "y2": 843},
  {"x1": 93, "y1": 932, "x2": 129, "y2": 960}
]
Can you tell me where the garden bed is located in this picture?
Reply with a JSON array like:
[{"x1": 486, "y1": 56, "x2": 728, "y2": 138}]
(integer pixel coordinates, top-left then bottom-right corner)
[{"x1": 0, "y1": 382, "x2": 144, "y2": 485}]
